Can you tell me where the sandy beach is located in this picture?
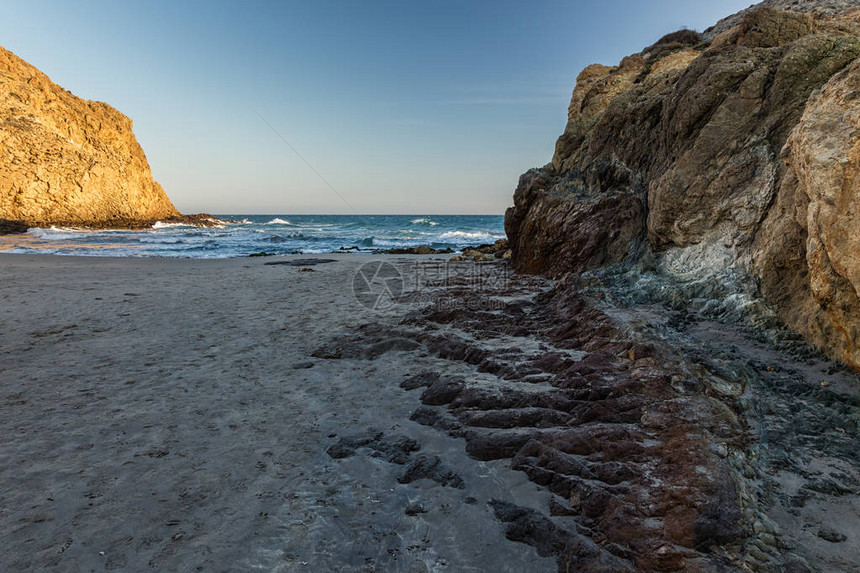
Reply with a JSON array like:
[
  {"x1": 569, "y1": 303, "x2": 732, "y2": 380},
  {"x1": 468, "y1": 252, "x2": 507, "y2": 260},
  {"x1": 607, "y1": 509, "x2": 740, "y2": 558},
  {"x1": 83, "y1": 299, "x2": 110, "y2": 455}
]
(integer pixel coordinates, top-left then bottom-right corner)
[
  {"x1": 2, "y1": 252, "x2": 859, "y2": 572},
  {"x1": 0, "y1": 254, "x2": 556, "y2": 572}
]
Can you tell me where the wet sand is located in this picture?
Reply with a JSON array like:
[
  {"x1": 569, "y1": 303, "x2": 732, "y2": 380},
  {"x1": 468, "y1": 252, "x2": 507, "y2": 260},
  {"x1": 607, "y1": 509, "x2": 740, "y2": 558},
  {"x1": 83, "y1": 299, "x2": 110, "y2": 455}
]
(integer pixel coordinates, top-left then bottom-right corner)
[{"x1": 0, "y1": 254, "x2": 555, "y2": 572}]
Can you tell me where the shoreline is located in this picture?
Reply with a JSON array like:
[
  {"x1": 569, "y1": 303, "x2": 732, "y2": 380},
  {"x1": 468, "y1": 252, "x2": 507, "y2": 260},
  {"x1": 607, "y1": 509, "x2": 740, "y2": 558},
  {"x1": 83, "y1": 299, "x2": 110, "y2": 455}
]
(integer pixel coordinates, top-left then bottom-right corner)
[{"x1": 0, "y1": 215, "x2": 509, "y2": 260}]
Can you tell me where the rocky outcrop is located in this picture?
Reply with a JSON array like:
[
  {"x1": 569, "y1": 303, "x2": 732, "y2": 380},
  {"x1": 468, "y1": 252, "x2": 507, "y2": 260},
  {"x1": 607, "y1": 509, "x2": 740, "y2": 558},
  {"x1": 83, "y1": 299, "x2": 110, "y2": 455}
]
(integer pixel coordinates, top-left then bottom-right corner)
[
  {"x1": 704, "y1": 0, "x2": 860, "y2": 41},
  {"x1": 756, "y1": 53, "x2": 860, "y2": 371},
  {"x1": 506, "y1": 2, "x2": 860, "y2": 371},
  {"x1": 314, "y1": 266, "x2": 860, "y2": 571},
  {"x1": 0, "y1": 45, "x2": 180, "y2": 227},
  {"x1": 0, "y1": 218, "x2": 27, "y2": 234}
]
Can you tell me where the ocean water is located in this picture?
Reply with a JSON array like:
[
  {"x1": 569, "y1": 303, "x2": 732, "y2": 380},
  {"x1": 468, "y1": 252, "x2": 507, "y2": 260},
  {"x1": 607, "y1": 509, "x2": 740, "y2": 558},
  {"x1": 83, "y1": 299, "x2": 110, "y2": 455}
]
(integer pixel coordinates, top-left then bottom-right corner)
[{"x1": 0, "y1": 215, "x2": 506, "y2": 258}]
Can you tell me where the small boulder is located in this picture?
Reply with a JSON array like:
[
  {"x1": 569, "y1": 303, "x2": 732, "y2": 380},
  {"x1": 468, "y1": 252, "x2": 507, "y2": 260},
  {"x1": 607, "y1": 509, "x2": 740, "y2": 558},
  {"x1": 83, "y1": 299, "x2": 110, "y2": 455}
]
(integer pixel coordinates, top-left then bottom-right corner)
[{"x1": 420, "y1": 378, "x2": 465, "y2": 405}]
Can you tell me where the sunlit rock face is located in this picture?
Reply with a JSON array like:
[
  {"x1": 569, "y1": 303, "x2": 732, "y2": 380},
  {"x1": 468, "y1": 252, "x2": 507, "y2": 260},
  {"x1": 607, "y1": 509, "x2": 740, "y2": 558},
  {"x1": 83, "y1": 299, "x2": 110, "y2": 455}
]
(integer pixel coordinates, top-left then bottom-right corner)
[
  {"x1": 0, "y1": 45, "x2": 179, "y2": 227},
  {"x1": 506, "y1": 2, "x2": 860, "y2": 370}
]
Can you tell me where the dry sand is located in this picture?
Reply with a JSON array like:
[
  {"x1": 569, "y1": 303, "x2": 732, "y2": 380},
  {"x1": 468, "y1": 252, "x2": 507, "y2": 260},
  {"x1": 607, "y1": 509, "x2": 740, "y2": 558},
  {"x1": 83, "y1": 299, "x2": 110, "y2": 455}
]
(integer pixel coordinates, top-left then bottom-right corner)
[{"x1": 0, "y1": 253, "x2": 555, "y2": 572}]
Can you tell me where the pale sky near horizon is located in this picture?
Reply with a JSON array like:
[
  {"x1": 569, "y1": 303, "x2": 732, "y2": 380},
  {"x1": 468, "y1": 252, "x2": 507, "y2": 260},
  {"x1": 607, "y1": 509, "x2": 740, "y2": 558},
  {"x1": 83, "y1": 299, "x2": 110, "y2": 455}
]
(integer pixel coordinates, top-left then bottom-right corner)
[{"x1": 1, "y1": 0, "x2": 753, "y2": 215}]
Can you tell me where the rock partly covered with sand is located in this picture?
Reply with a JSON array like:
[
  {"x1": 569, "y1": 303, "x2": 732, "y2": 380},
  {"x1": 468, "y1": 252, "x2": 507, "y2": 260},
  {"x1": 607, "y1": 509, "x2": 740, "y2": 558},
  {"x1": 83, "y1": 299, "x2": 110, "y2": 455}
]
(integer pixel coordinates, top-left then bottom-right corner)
[
  {"x1": 505, "y1": 1, "x2": 860, "y2": 371},
  {"x1": 0, "y1": 44, "x2": 180, "y2": 227}
]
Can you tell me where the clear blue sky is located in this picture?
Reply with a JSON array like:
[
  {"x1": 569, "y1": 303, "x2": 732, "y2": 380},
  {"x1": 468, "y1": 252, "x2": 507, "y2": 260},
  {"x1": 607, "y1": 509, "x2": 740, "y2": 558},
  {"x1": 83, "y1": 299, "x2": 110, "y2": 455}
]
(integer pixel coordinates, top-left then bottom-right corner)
[{"x1": 1, "y1": 0, "x2": 753, "y2": 214}]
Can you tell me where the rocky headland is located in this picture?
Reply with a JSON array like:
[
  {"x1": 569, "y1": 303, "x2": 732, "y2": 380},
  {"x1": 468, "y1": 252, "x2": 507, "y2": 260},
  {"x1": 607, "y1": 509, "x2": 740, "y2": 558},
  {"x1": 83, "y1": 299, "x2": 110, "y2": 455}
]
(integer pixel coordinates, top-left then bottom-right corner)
[
  {"x1": 505, "y1": 0, "x2": 860, "y2": 373},
  {"x1": 0, "y1": 45, "x2": 208, "y2": 231}
]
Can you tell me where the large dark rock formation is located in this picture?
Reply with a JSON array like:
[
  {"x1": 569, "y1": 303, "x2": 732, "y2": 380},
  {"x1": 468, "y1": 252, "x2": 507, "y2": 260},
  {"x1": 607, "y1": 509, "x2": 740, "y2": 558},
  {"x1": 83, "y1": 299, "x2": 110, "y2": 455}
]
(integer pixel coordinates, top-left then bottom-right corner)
[{"x1": 506, "y1": 1, "x2": 860, "y2": 371}]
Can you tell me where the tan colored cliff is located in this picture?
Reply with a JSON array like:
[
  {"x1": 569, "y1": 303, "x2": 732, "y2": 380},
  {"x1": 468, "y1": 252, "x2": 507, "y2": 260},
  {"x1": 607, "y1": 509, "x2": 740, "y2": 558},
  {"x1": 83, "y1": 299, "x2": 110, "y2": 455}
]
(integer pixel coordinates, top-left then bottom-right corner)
[
  {"x1": 506, "y1": 2, "x2": 860, "y2": 370},
  {"x1": 0, "y1": 45, "x2": 180, "y2": 227}
]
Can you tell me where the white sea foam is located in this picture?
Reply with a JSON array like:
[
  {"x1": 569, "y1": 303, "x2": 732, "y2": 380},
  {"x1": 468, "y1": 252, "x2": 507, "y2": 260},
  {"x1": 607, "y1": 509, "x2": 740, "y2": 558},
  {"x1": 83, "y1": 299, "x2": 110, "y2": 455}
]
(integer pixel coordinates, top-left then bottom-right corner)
[
  {"x1": 1, "y1": 216, "x2": 507, "y2": 258},
  {"x1": 438, "y1": 230, "x2": 505, "y2": 242},
  {"x1": 152, "y1": 221, "x2": 194, "y2": 229},
  {"x1": 410, "y1": 218, "x2": 439, "y2": 226},
  {"x1": 137, "y1": 236, "x2": 186, "y2": 244},
  {"x1": 27, "y1": 226, "x2": 99, "y2": 240}
]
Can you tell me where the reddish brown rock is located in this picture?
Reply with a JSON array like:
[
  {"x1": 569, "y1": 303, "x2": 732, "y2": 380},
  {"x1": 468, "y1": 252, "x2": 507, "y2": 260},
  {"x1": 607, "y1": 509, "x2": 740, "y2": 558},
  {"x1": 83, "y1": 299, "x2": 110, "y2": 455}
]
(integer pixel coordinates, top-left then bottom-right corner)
[{"x1": 505, "y1": 170, "x2": 645, "y2": 277}]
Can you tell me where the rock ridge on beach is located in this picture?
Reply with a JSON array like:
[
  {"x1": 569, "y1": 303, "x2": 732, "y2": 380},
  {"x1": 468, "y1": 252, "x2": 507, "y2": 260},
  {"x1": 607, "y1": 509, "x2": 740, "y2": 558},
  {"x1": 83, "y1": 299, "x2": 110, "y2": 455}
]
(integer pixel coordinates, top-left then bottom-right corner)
[
  {"x1": 314, "y1": 261, "x2": 860, "y2": 571},
  {"x1": 0, "y1": 44, "x2": 182, "y2": 228},
  {"x1": 504, "y1": 0, "x2": 860, "y2": 372}
]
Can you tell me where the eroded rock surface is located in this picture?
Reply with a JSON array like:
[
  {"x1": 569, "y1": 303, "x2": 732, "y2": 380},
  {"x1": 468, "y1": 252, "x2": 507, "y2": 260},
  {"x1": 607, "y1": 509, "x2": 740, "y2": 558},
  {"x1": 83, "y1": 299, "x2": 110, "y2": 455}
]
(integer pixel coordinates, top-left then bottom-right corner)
[
  {"x1": 505, "y1": 2, "x2": 860, "y2": 371},
  {"x1": 0, "y1": 45, "x2": 179, "y2": 227},
  {"x1": 315, "y1": 263, "x2": 860, "y2": 571}
]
